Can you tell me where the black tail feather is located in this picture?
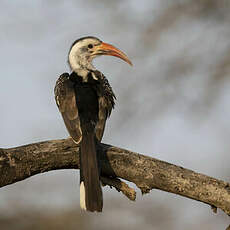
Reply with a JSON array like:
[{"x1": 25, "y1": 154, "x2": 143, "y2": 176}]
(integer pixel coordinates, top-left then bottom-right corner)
[{"x1": 80, "y1": 130, "x2": 103, "y2": 212}]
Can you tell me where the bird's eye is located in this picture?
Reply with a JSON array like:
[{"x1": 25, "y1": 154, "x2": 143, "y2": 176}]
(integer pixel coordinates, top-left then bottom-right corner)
[{"x1": 88, "y1": 44, "x2": 93, "y2": 49}]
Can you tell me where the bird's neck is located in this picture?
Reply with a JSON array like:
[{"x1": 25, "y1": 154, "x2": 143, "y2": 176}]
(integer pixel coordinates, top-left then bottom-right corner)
[
  {"x1": 70, "y1": 63, "x2": 99, "y2": 83},
  {"x1": 69, "y1": 53, "x2": 96, "y2": 82},
  {"x1": 74, "y1": 68, "x2": 91, "y2": 81}
]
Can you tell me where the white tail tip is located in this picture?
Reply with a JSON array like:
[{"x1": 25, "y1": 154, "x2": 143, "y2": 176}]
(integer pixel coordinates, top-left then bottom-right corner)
[{"x1": 80, "y1": 182, "x2": 86, "y2": 210}]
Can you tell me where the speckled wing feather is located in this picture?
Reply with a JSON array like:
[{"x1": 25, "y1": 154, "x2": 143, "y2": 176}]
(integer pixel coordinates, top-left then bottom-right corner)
[
  {"x1": 54, "y1": 73, "x2": 82, "y2": 144},
  {"x1": 95, "y1": 96, "x2": 108, "y2": 141},
  {"x1": 94, "y1": 71, "x2": 116, "y2": 141}
]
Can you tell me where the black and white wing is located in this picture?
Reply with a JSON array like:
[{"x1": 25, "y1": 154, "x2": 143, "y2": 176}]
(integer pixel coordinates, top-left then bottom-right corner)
[{"x1": 54, "y1": 73, "x2": 82, "y2": 144}]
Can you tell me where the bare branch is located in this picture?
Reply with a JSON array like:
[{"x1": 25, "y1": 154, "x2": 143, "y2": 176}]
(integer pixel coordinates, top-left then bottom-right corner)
[
  {"x1": 0, "y1": 138, "x2": 230, "y2": 216},
  {"x1": 101, "y1": 176, "x2": 136, "y2": 201}
]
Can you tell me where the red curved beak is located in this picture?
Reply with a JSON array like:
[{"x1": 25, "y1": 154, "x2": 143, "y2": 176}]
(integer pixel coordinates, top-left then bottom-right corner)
[{"x1": 95, "y1": 42, "x2": 132, "y2": 66}]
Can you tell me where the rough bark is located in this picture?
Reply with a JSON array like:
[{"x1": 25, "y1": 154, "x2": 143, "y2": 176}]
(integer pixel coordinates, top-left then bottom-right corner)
[{"x1": 0, "y1": 138, "x2": 230, "y2": 217}]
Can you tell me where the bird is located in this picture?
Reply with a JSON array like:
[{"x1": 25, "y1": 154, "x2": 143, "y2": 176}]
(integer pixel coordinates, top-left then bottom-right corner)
[{"x1": 54, "y1": 36, "x2": 132, "y2": 212}]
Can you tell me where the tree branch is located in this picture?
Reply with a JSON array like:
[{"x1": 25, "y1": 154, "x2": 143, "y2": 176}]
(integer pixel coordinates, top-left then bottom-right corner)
[
  {"x1": 101, "y1": 176, "x2": 136, "y2": 201},
  {"x1": 0, "y1": 138, "x2": 230, "y2": 216}
]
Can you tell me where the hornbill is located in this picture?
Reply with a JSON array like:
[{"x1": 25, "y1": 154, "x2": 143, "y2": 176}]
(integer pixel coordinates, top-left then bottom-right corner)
[{"x1": 54, "y1": 36, "x2": 132, "y2": 212}]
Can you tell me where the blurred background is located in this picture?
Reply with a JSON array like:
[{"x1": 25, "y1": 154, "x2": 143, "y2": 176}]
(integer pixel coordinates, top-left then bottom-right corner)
[{"x1": 1, "y1": 0, "x2": 230, "y2": 229}]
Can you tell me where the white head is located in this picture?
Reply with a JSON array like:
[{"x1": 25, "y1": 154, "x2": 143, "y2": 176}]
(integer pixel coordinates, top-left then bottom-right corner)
[{"x1": 68, "y1": 36, "x2": 132, "y2": 78}]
